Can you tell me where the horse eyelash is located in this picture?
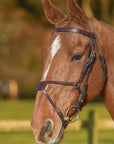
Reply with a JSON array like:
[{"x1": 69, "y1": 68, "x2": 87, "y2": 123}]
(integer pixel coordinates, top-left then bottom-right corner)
[{"x1": 70, "y1": 54, "x2": 82, "y2": 62}]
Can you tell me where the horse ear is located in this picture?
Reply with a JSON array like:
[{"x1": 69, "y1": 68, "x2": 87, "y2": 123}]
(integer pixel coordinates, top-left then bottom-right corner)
[
  {"x1": 42, "y1": 0, "x2": 65, "y2": 24},
  {"x1": 67, "y1": 0, "x2": 89, "y2": 25}
]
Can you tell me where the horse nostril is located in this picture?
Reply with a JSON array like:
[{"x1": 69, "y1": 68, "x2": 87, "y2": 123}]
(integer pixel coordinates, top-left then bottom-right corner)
[
  {"x1": 39, "y1": 119, "x2": 53, "y2": 141},
  {"x1": 45, "y1": 120, "x2": 53, "y2": 135}
]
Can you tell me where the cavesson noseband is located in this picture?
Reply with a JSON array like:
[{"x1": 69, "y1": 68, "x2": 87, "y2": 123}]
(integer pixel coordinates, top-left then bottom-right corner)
[{"x1": 36, "y1": 20, "x2": 106, "y2": 128}]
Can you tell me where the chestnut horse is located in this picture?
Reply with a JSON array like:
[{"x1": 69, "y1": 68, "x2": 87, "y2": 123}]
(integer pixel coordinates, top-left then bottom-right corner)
[{"x1": 31, "y1": 0, "x2": 114, "y2": 144}]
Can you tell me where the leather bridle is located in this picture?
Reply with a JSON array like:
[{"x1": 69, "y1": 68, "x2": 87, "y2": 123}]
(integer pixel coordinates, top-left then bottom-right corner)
[{"x1": 36, "y1": 20, "x2": 106, "y2": 128}]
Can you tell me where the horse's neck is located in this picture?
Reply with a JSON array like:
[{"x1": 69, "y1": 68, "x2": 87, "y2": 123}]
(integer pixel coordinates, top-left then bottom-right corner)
[{"x1": 94, "y1": 19, "x2": 114, "y2": 120}]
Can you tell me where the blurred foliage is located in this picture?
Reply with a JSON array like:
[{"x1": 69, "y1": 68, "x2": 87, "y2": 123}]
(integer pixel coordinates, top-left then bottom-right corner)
[{"x1": 0, "y1": 0, "x2": 113, "y2": 98}]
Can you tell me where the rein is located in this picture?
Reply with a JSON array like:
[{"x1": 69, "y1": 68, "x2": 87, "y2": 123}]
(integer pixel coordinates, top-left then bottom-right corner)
[{"x1": 36, "y1": 20, "x2": 106, "y2": 128}]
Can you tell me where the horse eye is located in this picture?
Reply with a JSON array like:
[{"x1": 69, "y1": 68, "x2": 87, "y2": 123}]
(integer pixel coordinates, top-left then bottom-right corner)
[{"x1": 71, "y1": 54, "x2": 82, "y2": 62}]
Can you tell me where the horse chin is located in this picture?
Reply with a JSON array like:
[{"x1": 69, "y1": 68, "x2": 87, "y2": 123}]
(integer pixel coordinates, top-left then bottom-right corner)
[
  {"x1": 35, "y1": 125, "x2": 64, "y2": 144},
  {"x1": 53, "y1": 125, "x2": 64, "y2": 144}
]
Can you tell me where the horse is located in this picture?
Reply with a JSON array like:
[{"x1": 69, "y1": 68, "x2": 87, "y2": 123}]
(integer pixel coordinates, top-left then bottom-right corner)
[{"x1": 31, "y1": 0, "x2": 114, "y2": 144}]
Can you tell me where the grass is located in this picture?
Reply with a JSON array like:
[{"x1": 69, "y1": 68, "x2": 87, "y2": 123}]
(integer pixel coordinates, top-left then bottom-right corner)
[
  {"x1": 0, "y1": 100, "x2": 112, "y2": 120},
  {"x1": 0, "y1": 100, "x2": 34, "y2": 120},
  {"x1": 98, "y1": 130, "x2": 114, "y2": 144},
  {"x1": 0, "y1": 131, "x2": 36, "y2": 144},
  {"x1": 62, "y1": 130, "x2": 87, "y2": 144},
  {"x1": 0, "y1": 130, "x2": 114, "y2": 144},
  {"x1": 0, "y1": 100, "x2": 113, "y2": 144}
]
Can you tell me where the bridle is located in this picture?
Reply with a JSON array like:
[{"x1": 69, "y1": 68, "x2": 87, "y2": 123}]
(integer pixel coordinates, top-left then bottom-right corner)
[{"x1": 36, "y1": 20, "x2": 106, "y2": 128}]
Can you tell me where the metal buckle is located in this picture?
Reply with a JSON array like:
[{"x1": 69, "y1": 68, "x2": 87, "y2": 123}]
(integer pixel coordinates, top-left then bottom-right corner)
[
  {"x1": 65, "y1": 106, "x2": 80, "y2": 123},
  {"x1": 36, "y1": 81, "x2": 48, "y2": 91}
]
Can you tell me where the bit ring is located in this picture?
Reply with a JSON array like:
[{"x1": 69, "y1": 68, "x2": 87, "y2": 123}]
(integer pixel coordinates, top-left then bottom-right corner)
[{"x1": 65, "y1": 106, "x2": 80, "y2": 123}]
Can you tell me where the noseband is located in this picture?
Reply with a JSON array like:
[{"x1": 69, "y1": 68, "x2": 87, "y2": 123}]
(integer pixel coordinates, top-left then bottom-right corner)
[{"x1": 36, "y1": 20, "x2": 106, "y2": 128}]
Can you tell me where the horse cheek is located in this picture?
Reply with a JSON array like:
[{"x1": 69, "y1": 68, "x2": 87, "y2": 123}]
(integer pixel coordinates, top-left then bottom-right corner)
[{"x1": 87, "y1": 62, "x2": 104, "y2": 102}]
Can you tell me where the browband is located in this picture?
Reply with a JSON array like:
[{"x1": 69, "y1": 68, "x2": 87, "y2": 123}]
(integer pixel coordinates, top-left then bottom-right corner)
[{"x1": 52, "y1": 28, "x2": 96, "y2": 39}]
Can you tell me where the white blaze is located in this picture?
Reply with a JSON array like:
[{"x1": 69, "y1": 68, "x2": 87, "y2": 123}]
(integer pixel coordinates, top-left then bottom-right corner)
[
  {"x1": 51, "y1": 36, "x2": 61, "y2": 60},
  {"x1": 43, "y1": 64, "x2": 51, "y2": 81},
  {"x1": 43, "y1": 36, "x2": 61, "y2": 81}
]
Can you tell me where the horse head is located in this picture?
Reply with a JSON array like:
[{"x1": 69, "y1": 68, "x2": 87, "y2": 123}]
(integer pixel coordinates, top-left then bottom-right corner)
[{"x1": 31, "y1": 0, "x2": 106, "y2": 143}]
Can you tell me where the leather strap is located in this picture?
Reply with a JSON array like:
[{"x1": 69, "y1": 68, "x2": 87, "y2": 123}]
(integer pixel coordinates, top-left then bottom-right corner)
[
  {"x1": 90, "y1": 20, "x2": 106, "y2": 81},
  {"x1": 36, "y1": 81, "x2": 77, "y2": 91},
  {"x1": 42, "y1": 89, "x2": 68, "y2": 128},
  {"x1": 52, "y1": 27, "x2": 96, "y2": 39}
]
